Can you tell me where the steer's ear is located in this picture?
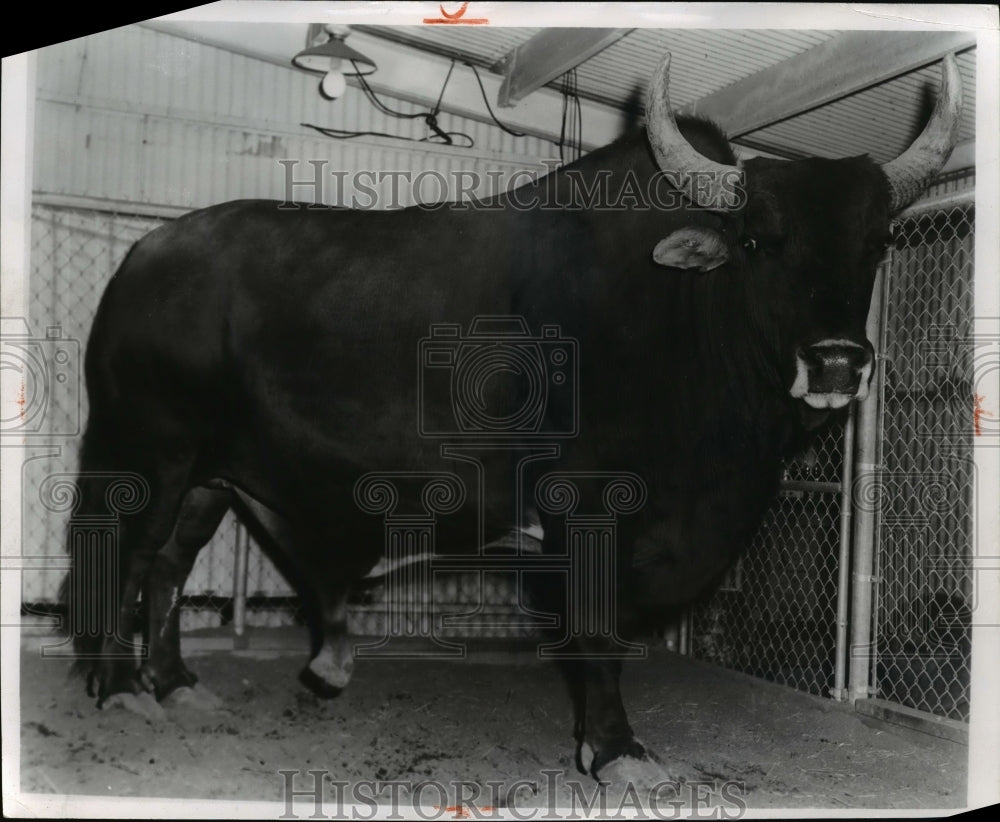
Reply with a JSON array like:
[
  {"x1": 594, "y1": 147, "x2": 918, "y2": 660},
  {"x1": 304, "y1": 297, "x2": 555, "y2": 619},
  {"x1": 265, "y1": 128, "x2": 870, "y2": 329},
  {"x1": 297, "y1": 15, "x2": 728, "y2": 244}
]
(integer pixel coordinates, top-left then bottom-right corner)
[{"x1": 652, "y1": 226, "x2": 729, "y2": 272}]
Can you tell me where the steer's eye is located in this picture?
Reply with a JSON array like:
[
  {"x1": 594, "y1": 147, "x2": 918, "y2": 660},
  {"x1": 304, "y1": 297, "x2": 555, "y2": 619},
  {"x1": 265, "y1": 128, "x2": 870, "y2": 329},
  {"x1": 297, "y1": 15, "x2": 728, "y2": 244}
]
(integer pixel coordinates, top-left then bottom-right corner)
[
  {"x1": 741, "y1": 236, "x2": 759, "y2": 252},
  {"x1": 869, "y1": 231, "x2": 894, "y2": 256}
]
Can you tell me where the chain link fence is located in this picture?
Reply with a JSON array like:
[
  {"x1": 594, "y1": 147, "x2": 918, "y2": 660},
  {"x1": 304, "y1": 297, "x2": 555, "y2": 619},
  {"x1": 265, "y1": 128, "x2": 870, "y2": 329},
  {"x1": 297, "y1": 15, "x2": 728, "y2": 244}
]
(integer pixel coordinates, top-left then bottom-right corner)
[
  {"x1": 22, "y1": 206, "x2": 165, "y2": 606},
  {"x1": 690, "y1": 423, "x2": 846, "y2": 697},
  {"x1": 872, "y1": 192, "x2": 975, "y2": 721},
  {"x1": 690, "y1": 180, "x2": 976, "y2": 724},
  {"x1": 23, "y1": 204, "x2": 249, "y2": 631}
]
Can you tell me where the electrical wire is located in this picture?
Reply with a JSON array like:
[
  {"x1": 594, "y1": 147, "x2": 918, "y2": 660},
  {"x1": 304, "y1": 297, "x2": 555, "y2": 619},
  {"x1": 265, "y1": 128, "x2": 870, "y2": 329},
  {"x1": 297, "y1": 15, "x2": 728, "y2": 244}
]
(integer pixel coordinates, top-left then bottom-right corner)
[
  {"x1": 465, "y1": 61, "x2": 586, "y2": 162},
  {"x1": 463, "y1": 62, "x2": 527, "y2": 139},
  {"x1": 558, "y1": 69, "x2": 583, "y2": 164},
  {"x1": 311, "y1": 58, "x2": 473, "y2": 146},
  {"x1": 306, "y1": 59, "x2": 586, "y2": 159},
  {"x1": 352, "y1": 61, "x2": 428, "y2": 120},
  {"x1": 300, "y1": 122, "x2": 474, "y2": 148}
]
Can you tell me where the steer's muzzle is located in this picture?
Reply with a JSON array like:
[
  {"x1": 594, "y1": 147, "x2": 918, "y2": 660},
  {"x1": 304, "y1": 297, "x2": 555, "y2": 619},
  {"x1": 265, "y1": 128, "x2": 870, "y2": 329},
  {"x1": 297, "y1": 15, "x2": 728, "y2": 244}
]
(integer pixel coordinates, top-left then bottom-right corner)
[{"x1": 789, "y1": 339, "x2": 874, "y2": 410}]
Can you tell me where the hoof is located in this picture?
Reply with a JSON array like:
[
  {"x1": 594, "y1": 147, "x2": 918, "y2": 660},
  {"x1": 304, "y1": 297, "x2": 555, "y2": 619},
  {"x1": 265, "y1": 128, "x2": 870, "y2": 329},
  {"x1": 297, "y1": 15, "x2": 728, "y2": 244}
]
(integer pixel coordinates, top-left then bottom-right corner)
[
  {"x1": 586, "y1": 736, "x2": 647, "y2": 777},
  {"x1": 160, "y1": 683, "x2": 224, "y2": 711},
  {"x1": 101, "y1": 691, "x2": 167, "y2": 722},
  {"x1": 598, "y1": 754, "x2": 668, "y2": 783},
  {"x1": 137, "y1": 663, "x2": 198, "y2": 701},
  {"x1": 88, "y1": 661, "x2": 141, "y2": 703},
  {"x1": 596, "y1": 755, "x2": 675, "y2": 808},
  {"x1": 299, "y1": 666, "x2": 345, "y2": 699},
  {"x1": 596, "y1": 749, "x2": 704, "y2": 808},
  {"x1": 639, "y1": 745, "x2": 703, "y2": 785}
]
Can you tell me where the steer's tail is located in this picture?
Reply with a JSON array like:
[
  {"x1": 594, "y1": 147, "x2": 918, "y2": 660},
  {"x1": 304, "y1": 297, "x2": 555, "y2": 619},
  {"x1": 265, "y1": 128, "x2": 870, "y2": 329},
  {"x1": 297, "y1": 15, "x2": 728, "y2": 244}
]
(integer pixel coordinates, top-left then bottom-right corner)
[
  {"x1": 58, "y1": 271, "x2": 137, "y2": 670},
  {"x1": 58, "y1": 412, "x2": 127, "y2": 665}
]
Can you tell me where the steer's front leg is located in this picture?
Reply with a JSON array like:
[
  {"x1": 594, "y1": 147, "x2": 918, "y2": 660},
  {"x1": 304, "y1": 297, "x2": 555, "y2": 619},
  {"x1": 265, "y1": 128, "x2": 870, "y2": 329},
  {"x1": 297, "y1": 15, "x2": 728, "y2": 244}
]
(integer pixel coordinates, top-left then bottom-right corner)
[
  {"x1": 570, "y1": 653, "x2": 646, "y2": 776},
  {"x1": 564, "y1": 638, "x2": 702, "y2": 794}
]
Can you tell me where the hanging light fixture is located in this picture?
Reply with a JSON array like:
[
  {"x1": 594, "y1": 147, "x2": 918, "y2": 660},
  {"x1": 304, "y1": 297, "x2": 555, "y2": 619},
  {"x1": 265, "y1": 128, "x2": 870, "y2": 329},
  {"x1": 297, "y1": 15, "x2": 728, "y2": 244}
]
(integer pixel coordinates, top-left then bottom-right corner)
[{"x1": 292, "y1": 24, "x2": 377, "y2": 101}]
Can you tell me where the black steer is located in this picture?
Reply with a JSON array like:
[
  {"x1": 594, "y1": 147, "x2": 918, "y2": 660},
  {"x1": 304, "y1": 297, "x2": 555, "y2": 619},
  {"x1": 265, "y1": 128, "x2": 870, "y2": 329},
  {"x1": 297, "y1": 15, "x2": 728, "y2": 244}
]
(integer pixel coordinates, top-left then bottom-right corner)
[{"x1": 63, "y1": 52, "x2": 961, "y2": 779}]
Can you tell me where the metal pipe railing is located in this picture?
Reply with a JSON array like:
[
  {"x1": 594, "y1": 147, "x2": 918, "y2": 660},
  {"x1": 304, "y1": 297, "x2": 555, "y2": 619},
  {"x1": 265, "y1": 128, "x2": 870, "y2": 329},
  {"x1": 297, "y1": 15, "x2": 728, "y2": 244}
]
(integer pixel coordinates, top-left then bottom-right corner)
[{"x1": 895, "y1": 187, "x2": 975, "y2": 219}]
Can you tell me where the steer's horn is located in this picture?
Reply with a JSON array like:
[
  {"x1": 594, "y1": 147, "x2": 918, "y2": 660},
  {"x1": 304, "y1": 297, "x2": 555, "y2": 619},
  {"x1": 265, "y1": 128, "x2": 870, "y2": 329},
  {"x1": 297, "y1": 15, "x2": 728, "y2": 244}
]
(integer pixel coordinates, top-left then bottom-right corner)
[
  {"x1": 646, "y1": 53, "x2": 743, "y2": 211},
  {"x1": 882, "y1": 54, "x2": 963, "y2": 212}
]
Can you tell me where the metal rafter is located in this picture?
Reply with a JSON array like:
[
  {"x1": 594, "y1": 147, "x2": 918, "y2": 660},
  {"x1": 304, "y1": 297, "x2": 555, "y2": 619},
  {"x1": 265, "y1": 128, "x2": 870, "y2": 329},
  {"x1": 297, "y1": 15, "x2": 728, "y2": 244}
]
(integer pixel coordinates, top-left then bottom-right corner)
[
  {"x1": 495, "y1": 28, "x2": 633, "y2": 107},
  {"x1": 680, "y1": 30, "x2": 976, "y2": 138}
]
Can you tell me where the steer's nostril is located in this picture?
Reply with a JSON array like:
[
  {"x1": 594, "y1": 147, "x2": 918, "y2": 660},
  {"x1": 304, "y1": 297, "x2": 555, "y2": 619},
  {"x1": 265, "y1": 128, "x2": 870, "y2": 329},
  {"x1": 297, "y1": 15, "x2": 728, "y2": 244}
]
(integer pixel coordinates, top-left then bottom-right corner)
[
  {"x1": 799, "y1": 347, "x2": 823, "y2": 368},
  {"x1": 850, "y1": 348, "x2": 872, "y2": 372}
]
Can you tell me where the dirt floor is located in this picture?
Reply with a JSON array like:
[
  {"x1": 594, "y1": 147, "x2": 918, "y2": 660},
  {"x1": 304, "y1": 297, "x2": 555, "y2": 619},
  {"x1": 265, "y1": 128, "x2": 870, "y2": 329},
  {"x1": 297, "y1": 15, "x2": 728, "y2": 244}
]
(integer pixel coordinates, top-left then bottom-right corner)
[{"x1": 16, "y1": 627, "x2": 967, "y2": 814}]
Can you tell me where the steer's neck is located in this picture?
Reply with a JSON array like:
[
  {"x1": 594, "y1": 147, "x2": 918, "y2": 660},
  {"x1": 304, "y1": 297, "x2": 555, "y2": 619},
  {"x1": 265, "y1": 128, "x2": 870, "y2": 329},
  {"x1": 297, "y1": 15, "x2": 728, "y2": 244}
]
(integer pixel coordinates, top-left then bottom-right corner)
[
  {"x1": 580, "y1": 135, "x2": 799, "y2": 469},
  {"x1": 510, "y1": 130, "x2": 804, "y2": 476}
]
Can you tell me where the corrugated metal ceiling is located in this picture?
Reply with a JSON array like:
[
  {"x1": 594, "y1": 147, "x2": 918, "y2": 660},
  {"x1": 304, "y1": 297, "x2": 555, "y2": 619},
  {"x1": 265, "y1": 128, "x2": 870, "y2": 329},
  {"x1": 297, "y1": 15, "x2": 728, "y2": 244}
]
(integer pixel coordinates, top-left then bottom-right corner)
[
  {"x1": 743, "y1": 50, "x2": 976, "y2": 163},
  {"x1": 565, "y1": 29, "x2": 840, "y2": 110},
  {"x1": 355, "y1": 25, "x2": 541, "y2": 68},
  {"x1": 359, "y1": 26, "x2": 975, "y2": 162}
]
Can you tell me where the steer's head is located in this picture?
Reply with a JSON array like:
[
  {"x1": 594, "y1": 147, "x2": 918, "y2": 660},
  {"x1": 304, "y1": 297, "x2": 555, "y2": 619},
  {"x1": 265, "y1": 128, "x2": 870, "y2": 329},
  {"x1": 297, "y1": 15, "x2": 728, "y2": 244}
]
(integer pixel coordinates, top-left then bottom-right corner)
[{"x1": 645, "y1": 53, "x2": 962, "y2": 412}]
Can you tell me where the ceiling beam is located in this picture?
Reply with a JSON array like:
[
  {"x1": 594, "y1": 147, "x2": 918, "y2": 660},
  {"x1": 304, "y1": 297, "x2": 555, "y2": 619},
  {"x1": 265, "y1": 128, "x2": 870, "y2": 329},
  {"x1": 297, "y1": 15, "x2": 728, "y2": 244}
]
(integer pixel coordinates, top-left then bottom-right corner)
[
  {"x1": 681, "y1": 30, "x2": 977, "y2": 138},
  {"x1": 495, "y1": 28, "x2": 632, "y2": 108},
  {"x1": 732, "y1": 137, "x2": 975, "y2": 173}
]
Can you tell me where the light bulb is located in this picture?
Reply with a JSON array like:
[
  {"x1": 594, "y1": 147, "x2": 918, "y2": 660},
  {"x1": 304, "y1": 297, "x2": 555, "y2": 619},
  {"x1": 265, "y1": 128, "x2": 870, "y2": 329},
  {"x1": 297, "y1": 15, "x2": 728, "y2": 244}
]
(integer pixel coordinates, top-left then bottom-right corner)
[
  {"x1": 320, "y1": 70, "x2": 347, "y2": 100},
  {"x1": 319, "y1": 56, "x2": 346, "y2": 100}
]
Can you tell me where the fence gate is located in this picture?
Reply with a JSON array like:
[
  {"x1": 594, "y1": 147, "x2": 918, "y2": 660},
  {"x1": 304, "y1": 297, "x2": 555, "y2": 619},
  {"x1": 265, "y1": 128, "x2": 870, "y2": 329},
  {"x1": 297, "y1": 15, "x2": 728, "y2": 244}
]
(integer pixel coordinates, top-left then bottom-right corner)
[
  {"x1": 690, "y1": 423, "x2": 847, "y2": 697},
  {"x1": 865, "y1": 187, "x2": 975, "y2": 724}
]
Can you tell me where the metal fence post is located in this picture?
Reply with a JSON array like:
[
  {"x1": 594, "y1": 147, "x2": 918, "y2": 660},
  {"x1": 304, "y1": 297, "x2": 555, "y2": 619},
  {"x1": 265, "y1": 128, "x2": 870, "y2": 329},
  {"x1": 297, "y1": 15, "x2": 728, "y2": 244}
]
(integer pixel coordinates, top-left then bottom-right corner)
[
  {"x1": 832, "y1": 408, "x2": 856, "y2": 700},
  {"x1": 232, "y1": 520, "x2": 249, "y2": 646},
  {"x1": 848, "y1": 262, "x2": 888, "y2": 703}
]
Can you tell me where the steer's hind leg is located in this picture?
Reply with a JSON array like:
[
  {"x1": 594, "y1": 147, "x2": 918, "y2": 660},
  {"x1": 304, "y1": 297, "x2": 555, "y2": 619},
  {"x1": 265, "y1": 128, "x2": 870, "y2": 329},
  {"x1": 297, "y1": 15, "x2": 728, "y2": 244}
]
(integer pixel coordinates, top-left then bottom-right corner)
[
  {"x1": 299, "y1": 594, "x2": 354, "y2": 699},
  {"x1": 90, "y1": 445, "x2": 197, "y2": 712},
  {"x1": 227, "y1": 491, "x2": 354, "y2": 699},
  {"x1": 140, "y1": 484, "x2": 232, "y2": 702}
]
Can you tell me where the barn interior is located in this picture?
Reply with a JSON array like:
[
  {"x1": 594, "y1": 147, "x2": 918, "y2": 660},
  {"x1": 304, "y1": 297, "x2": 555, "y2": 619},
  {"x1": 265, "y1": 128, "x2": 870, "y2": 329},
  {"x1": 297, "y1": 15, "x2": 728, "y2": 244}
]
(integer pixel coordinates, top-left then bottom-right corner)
[{"x1": 5, "y1": 8, "x2": 992, "y2": 815}]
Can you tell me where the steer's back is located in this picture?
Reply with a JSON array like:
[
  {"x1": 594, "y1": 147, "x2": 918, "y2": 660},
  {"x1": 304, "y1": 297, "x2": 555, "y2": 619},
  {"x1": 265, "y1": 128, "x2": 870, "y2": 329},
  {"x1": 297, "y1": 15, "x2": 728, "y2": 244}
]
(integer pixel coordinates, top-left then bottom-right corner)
[{"x1": 86, "y1": 198, "x2": 561, "y2": 520}]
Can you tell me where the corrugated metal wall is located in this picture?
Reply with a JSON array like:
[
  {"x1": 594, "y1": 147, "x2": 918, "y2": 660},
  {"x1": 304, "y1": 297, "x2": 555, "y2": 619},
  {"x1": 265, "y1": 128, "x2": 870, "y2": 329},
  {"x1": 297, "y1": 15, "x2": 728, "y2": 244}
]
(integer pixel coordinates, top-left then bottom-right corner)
[
  {"x1": 33, "y1": 25, "x2": 559, "y2": 211},
  {"x1": 25, "y1": 25, "x2": 559, "y2": 613}
]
